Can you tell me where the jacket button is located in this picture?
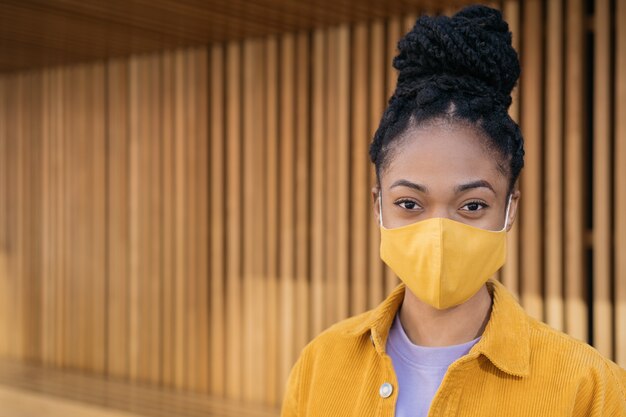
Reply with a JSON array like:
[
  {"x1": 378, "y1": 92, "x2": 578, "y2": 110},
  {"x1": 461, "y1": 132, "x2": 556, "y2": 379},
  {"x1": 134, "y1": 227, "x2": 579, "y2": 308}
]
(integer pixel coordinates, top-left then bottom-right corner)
[{"x1": 379, "y1": 382, "x2": 393, "y2": 398}]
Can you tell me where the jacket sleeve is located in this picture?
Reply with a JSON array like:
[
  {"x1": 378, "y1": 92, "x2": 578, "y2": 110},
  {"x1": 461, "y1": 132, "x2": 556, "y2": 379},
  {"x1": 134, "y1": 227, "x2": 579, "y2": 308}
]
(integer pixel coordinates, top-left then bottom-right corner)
[
  {"x1": 574, "y1": 360, "x2": 626, "y2": 417},
  {"x1": 281, "y1": 354, "x2": 303, "y2": 417}
]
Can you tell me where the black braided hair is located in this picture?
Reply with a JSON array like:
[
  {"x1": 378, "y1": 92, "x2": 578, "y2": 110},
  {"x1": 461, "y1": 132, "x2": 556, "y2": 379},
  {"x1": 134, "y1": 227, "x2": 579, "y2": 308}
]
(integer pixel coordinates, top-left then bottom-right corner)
[{"x1": 370, "y1": 5, "x2": 524, "y2": 195}]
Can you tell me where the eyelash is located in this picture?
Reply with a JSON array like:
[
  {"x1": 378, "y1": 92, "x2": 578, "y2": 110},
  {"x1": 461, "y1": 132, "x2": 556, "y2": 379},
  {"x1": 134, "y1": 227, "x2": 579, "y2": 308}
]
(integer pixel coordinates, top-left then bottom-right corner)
[
  {"x1": 394, "y1": 199, "x2": 421, "y2": 211},
  {"x1": 461, "y1": 200, "x2": 489, "y2": 212},
  {"x1": 393, "y1": 199, "x2": 490, "y2": 212}
]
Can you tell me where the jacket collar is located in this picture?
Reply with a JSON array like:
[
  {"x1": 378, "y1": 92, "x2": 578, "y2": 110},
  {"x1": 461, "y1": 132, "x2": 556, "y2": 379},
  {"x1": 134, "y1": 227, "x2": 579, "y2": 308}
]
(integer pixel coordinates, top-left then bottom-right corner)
[{"x1": 344, "y1": 279, "x2": 531, "y2": 378}]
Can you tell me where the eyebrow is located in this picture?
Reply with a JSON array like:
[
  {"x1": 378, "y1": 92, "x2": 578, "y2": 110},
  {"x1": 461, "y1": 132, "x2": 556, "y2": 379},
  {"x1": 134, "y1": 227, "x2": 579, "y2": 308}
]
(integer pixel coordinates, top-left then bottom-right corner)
[
  {"x1": 388, "y1": 179, "x2": 496, "y2": 195},
  {"x1": 389, "y1": 179, "x2": 428, "y2": 193},
  {"x1": 455, "y1": 180, "x2": 496, "y2": 195}
]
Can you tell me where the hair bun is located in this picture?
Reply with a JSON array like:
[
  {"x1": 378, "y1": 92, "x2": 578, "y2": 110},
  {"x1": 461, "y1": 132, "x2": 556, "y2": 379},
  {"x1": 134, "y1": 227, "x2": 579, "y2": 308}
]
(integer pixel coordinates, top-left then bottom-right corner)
[{"x1": 392, "y1": 5, "x2": 520, "y2": 108}]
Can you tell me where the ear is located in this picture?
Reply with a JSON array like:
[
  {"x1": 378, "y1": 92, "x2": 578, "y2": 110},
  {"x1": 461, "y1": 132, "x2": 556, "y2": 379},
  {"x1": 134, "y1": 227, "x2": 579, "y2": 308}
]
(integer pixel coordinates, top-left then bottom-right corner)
[
  {"x1": 505, "y1": 188, "x2": 521, "y2": 232},
  {"x1": 372, "y1": 185, "x2": 381, "y2": 224}
]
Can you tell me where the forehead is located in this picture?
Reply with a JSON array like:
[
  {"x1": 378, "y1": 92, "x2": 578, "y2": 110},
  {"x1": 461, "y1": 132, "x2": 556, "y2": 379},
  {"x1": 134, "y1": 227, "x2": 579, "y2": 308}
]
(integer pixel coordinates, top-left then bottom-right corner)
[{"x1": 381, "y1": 121, "x2": 508, "y2": 193}]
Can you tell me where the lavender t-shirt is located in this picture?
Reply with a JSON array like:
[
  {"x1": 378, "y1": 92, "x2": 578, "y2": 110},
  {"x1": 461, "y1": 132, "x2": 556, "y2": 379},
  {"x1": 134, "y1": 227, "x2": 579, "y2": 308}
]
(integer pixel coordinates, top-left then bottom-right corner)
[{"x1": 386, "y1": 314, "x2": 480, "y2": 417}]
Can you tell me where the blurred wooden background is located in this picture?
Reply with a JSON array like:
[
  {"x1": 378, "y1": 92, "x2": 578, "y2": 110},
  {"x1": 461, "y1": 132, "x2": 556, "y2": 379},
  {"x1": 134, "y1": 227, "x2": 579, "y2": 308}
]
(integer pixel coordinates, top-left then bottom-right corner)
[{"x1": 0, "y1": 0, "x2": 624, "y2": 410}]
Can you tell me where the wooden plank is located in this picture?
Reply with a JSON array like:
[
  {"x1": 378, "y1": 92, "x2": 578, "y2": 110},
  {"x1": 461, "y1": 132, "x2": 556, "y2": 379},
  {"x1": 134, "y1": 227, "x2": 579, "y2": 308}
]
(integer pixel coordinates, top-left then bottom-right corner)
[
  {"x1": 324, "y1": 27, "x2": 339, "y2": 325},
  {"x1": 294, "y1": 31, "x2": 310, "y2": 355},
  {"x1": 65, "y1": 67, "x2": 81, "y2": 369},
  {"x1": 368, "y1": 19, "x2": 385, "y2": 308},
  {"x1": 384, "y1": 17, "x2": 402, "y2": 295},
  {"x1": 544, "y1": 0, "x2": 564, "y2": 331},
  {"x1": 91, "y1": 62, "x2": 107, "y2": 374},
  {"x1": 39, "y1": 70, "x2": 50, "y2": 365},
  {"x1": 128, "y1": 57, "x2": 141, "y2": 380},
  {"x1": 337, "y1": 24, "x2": 350, "y2": 321},
  {"x1": 242, "y1": 38, "x2": 266, "y2": 402},
  {"x1": 225, "y1": 41, "x2": 242, "y2": 400},
  {"x1": 195, "y1": 47, "x2": 210, "y2": 393},
  {"x1": 0, "y1": 77, "x2": 7, "y2": 357},
  {"x1": 615, "y1": 0, "x2": 626, "y2": 368},
  {"x1": 501, "y1": 0, "x2": 521, "y2": 299},
  {"x1": 161, "y1": 51, "x2": 176, "y2": 387},
  {"x1": 137, "y1": 56, "x2": 150, "y2": 381},
  {"x1": 59, "y1": 67, "x2": 69, "y2": 368},
  {"x1": 148, "y1": 53, "x2": 163, "y2": 384},
  {"x1": 564, "y1": 0, "x2": 587, "y2": 343},
  {"x1": 179, "y1": 49, "x2": 200, "y2": 391},
  {"x1": 77, "y1": 66, "x2": 90, "y2": 371},
  {"x1": 209, "y1": 44, "x2": 226, "y2": 396},
  {"x1": 278, "y1": 33, "x2": 296, "y2": 396},
  {"x1": 173, "y1": 49, "x2": 188, "y2": 389},
  {"x1": 520, "y1": 0, "x2": 543, "y2": 321},
  {"x1": 310, "y1": 28, "x2": 326, "y2": 337},
  {"x1": 263, "y1": 35, "x2": 279, "y2": 404},
  {"x1": 106, "y1": 59, "x2": 130, "y2": 379},
  {"x1": 592, "y1": 0, "x2": 613, "y2": 359},
  {"x1": 350, "y1": 22, "x2": 369, "y2": 316}
]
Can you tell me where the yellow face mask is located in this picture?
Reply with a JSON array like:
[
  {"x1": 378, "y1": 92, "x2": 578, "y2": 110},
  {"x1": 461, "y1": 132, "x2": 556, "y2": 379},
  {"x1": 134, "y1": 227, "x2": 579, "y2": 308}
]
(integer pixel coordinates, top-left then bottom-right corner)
[{"x1": 379, "y1": 193, "x2": 511, "y2": 309}]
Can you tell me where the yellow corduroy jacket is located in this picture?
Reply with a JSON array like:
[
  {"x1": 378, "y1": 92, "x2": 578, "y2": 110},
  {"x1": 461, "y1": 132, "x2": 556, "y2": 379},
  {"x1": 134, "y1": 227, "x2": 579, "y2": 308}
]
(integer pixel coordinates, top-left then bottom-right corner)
[{"x1": 281, "y1": 279, "x2": 626, "y2": 417}]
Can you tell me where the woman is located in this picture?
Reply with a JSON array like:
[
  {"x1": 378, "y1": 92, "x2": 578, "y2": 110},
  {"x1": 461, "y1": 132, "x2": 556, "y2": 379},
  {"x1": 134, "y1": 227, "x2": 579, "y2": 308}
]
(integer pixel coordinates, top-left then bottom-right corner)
[{"x1": 281, "y1": 5, "x2": 625, "y2": 417}]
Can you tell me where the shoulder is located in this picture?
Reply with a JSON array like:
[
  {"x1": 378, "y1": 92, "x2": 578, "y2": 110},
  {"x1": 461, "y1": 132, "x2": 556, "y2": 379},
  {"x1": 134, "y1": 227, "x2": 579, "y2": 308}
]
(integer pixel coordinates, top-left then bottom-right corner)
[
  {"x1": 526, "y1": 317, "x2": 625, "y2": 396},
  {"x1": 300, "y1": 310, "x2": 374, "y2": 358}
]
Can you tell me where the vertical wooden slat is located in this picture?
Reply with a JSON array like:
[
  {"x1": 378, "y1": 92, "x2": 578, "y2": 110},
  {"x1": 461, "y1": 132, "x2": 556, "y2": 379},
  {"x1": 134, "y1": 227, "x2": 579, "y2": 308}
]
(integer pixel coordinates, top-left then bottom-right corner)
[
  {"x1": 184, "y1": 49, "x2": 199, "y2": 391},
  {"x1": 183, "y1": 49, "x2": 197, "y2": 391},
  {"x1": 75, "y1": 67, "x2": 87, "y2": 370},
  {"x1": 350, "y1": 22, "x2": 369, "y2": 316},
  {"x1": 139, "y1": 56, "x2": 150, "y2": 381},
  {"x1": 544, "y1": 0, "x2": 564, "y2": 332},
  {"x1": 128, "y1": 57, "x2": 141, "y2": 380},
  {"x1": 615, "y1": 0, "x2": 626, "y2": 368},
  {"x1": 324, "y1": 27, "x2": 339, "y2": 326},
  {"x1": 91, "y1": 63, "x2": 107, "y2": 374},
  {"x1": 264, "y1": 36, "x2": 279, "y2": 404},
  {"x1": 0, "y1": 76, "x2": 5, "y2": 358},
  {"x1": 335, "y1": 24, "x2": 350, "y2": 321},
  {"x1": 368, "y1": 20, "x2": 385, "y2": 308},
  {"x1": 40, "y1": 70, "x2": 50, "y2": 365},
  {"x1": 225, "y1": 41, "x2": 243, "y2": 400},
  {"x1": 173, "y1": 49, "x2": 187, "y2": 389},
  {"x1": 161, "y1": 51, "x2": 175, "y2": 387},
  {"x1": 107, "y1": 59, "x2": 130, "y2": 379},
  {"x1": 279, "y1": 33, "x2": 296, "y2": 397},
  {"x1": 243, "y1": 38, "x2": 266, "y2": 402},
  {"x1": 384, "y1": 17, "x2": 402, "y2": 295},
  {"x1": 520, "y1": 0, "x2": 544, "y2": 321},
  {"x1": 67, "y1": 67, "x2": 77, "y2": 368},
  {"x1": 294, "y1": 31, "x2": 310, "y2": 357},
  {"x1": 209, "y1": 44, "x2": 226, "y2": 395},
  {"x1": 564, "y1": 0, "x2": 587, "y2": 343},
  {"x1": 310, "y1": 28, "x2": 326, "y2": 337},
  {"x1": 148, "y1": 55, "x2": 163, "y2": 384},
  {"x1": 593, "y1": 0, "x2": 613, "y2": 359},
  {"x1": 58, "y1": 68, "x2": 68, "y2": 368},
  {"x1": 501, "y1": 0, "x2": 521, "y2": 299}
]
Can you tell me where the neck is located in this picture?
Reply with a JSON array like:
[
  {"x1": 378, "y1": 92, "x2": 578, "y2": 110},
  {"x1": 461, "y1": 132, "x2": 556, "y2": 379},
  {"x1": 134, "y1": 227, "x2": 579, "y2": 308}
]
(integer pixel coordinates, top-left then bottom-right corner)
[{"x1": 399, "y1": 284, "x2": 492, "y2": 347}]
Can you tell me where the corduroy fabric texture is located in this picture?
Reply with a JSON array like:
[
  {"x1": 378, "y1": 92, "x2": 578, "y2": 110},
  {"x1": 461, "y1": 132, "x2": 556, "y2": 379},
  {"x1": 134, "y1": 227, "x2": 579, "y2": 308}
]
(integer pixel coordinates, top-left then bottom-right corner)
[{"x1": 281, "y1": 279, "x2": 626, "y2": 417}]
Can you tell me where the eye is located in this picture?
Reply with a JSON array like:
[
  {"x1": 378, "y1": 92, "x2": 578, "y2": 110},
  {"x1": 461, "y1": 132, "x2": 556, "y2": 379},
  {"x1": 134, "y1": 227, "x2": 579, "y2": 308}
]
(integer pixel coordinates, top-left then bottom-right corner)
[
  {"x1": 460, "y1": 200, "x2": 489, "y2": 212},
  {"x1": 394, "y1": 199, "x2": 422, "y2": 211}
]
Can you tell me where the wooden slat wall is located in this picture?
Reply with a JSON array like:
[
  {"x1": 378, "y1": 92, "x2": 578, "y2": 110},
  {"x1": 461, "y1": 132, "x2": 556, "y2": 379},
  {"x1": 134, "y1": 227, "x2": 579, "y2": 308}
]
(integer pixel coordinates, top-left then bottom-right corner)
[{"x1": 0, "y1": 1, "x2": 624, "y2": 410}]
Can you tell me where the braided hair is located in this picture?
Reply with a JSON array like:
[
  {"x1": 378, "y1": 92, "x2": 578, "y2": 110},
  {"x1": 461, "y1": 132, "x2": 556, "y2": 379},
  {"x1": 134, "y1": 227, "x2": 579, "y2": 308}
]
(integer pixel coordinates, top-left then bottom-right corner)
[{"x1": 370, "y1": 5, "x2": 524, "y2": 195}]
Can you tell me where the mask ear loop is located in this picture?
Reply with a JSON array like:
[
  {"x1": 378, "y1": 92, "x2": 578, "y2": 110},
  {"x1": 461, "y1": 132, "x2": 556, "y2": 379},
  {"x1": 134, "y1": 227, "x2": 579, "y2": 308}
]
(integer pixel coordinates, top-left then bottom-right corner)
[
  {"x1": 501, "y1": 194, "x2": 513, "y2": 232},
  {"x1": 378, "y1": 190, "x2": 384, "y2": 228}
]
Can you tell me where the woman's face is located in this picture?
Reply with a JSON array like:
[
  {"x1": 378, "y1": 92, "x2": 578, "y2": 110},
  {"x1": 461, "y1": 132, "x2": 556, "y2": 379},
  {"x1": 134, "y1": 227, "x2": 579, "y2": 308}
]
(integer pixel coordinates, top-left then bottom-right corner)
[{"x1": 373, "y1": 121, "x2": 520, "y2": 231}]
